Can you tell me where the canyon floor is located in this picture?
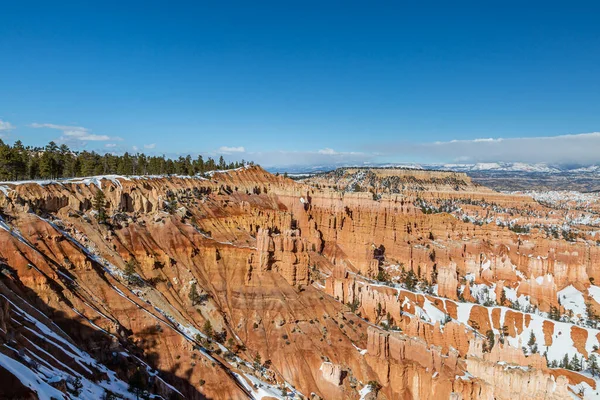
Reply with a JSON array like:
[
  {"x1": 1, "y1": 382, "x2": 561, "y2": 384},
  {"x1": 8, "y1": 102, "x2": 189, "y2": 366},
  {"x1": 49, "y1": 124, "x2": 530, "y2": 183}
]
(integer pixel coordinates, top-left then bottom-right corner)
[{"x1": 0, "y1": 166, "x2": 600, "y2": 399}]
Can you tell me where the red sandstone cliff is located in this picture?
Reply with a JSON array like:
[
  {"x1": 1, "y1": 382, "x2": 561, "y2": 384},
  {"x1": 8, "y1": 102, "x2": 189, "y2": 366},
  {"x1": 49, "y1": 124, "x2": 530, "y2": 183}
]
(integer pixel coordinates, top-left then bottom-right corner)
[{"x1": 0, "y1": 166, "x2": 597, "y2": 399}]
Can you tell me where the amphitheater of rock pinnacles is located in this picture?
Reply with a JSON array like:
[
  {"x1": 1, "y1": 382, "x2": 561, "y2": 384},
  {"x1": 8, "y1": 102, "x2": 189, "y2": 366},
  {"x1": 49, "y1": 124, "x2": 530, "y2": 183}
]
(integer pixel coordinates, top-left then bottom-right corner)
[{"x1": 0, "y1": 166, "x2": 599, "y2": 399}]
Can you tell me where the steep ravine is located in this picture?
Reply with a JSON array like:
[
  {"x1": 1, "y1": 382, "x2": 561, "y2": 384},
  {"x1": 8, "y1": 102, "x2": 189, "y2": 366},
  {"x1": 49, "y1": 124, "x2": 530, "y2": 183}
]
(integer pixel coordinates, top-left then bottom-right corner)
[{"x1": 0, "y1": 166, "x2": 598, "y2": 399}]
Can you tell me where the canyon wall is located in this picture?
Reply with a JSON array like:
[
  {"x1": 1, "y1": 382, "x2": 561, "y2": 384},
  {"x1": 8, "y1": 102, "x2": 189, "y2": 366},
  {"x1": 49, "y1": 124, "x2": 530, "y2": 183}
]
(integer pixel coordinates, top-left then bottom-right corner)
[{"x1": 0, "y1": 166, "x2": 597, "y2": 399}]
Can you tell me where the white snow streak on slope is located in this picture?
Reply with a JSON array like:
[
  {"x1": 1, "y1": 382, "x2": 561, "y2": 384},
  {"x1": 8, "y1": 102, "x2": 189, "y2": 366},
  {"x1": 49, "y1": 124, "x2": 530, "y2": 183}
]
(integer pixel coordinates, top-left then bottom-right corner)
[
  {"x1": 1, "y1": 295, "x2": 137, "y2": 399},
  {"x1": 0, "y1": 352, "x2": 66, "y2": 400},
  {"x1": 588, "y1": 285, "x2": 600, "y2": 304},
  {"x1": 232, "y1": 372, "x2": 288, "y2": 400},
  {"x1": 422, "y1": 298, "x2": 446, "y2": 323},
  {"x1": 570, "y1": 378, "x2": 600, "y2": 399},
  {"x1": 456, "y1": 303, "x2": 475, "y2": 325},
  {"x1": 364, "y1": 280, "x2": 600, "y2": 368},
  {"x1": 558, "y1": 285, "x2": 587, "y2": 317},
  {"x1": 359, "y1": 384, "x2": 374, "y2": 399}
]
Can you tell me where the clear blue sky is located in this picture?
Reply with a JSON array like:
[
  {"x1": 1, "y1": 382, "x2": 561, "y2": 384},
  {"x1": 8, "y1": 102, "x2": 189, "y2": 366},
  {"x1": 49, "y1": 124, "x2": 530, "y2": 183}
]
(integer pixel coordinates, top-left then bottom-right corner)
[{"x1": 1, "y1": 1, "x2": 600, "y2": 166}]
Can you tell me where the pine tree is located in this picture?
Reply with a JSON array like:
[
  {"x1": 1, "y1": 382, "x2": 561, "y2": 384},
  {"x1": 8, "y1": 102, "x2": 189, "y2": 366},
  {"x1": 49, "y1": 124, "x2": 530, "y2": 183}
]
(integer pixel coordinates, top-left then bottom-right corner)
[
  {"x1": 485, "y1": 330, "x2": 495, "y2": 352},
  {"x1": 253, "y1": 353, "x2": 262, "y2": 370},
  {"x1": 203, "y1": 320, "x2": 213, "y2": 338},
  {"x1": 549, "y1": 306, "x2": 560, "y2": 321},
  {"x1": 402, "y1": 269, "x2": 418, "y2": 291},
  {"x1": 589, "y1": 354, "x2": 599, "y2": 377},
  {"x1": 347, "y1": 297, "x2": 361, "y2": 313},
  {"x1": 61, "y1": 145, "x2": 77, "y2": 177},
  {"x1": 367, "y1": 380, "x2": 382, "y2": 393},
  {"x1": 164, "y1": 191, "x2": 178, "y2": 214},
  {"x1": 430, "y1": 267, "x2": 438, "y2": 285},
  {"x1": 0, "y1": 140, "x2": 12, "y2": 180},
  {"x1": 58, "y1": 143, "x2": 71, "y2": 177},
  {"x1": 387, "y1": 312, "x2": 394, "y2": 327},
  {"x1": 185, "y1": 155, "x2": 194, "y2": 175},
  {"x1": 128, "y1": 367, "x2": 147, "y2": 400},
  {"x1": 188, "y1": 282, "x2": 201, "y2": 306},
  {"x1": 39, "y1": 150, "x2": 57, "y2": 179},
  {"x1": 500, "y1": 289, "x2": 507, "y2": 306},
  {"x1": 195, "y1": 155, "x2": 205, "y2": 174},
  {"x1": 28, "y1": 155, "x2": 40, "y2": 179},
  {"x1": 587, "y1": 301, "x2": 598, "y2": 327},
  {"x1": 570, "y1": 354, "x2": 582, "y2": 371},
  {"x1": 429, "y1": 249, "x2": 436, "y2": 262},
  {"x1": 10, "y1": 140, "x2": 27, "y2": 180},
  {"x1": 527, "y1": 331, "x2": 538, "y2": 354},
  {"x1": 68, "y1": 376, "x2": 83, "y2": 396},
  {"x1": 499, "y1": 325, "x2": 509, "y2": 344},
  {"x1": 376, "y1": 267, "x2": 390, "y2": 282},
  {"x1": 118, "y1": 152, "x2": 133, "y2": 175},
  {"x1": 124, "y1": 259, "x2": 139, "y2": 285},
  {"x1": 93, "y1": 189, "x2": 108, "y2": 223}
]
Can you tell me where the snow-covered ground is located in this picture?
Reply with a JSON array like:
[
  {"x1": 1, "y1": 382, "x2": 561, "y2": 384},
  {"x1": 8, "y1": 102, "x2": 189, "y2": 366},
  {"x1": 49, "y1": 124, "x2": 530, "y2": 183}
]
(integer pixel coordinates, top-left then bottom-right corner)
[
  {"x1": 1, "y1": 294, "x2": 138, "y2": 400},
  {"x1": 559, "y1": 285, "x2": 587, "y2": 318},
  {"x1": 520, "y1": 190, "x2": 600, "y2": 207}
]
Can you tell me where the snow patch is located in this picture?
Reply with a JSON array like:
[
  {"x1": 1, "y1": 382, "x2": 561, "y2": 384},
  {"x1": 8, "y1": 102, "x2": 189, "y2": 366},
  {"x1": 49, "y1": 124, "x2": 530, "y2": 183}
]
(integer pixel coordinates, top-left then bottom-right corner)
[{"x1": 558, "y1": 285, "x2": 587, "y2": 318}]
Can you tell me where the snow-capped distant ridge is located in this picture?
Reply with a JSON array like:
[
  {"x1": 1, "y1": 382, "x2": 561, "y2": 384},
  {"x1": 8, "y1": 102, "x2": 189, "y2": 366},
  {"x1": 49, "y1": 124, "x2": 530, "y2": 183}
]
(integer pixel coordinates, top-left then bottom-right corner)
[
  {"x1": 570, "y1": 165, "x2": 600, "y2": 173},
  {"x1": 275, "y1": 162, "x2": 600, "y2": 175},
  {"x1": 373, "y1": 163, "x2": 424, "y2": 170},
  {"x1": 438, "y1": 162, "x2": 563, "y2": 173}
]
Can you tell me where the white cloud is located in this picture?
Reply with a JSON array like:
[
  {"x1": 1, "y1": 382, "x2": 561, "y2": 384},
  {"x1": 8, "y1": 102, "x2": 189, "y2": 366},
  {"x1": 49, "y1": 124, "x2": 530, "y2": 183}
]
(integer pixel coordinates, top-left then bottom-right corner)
[
  {"x1": 105, "y1": 143, "x2": 117, "y2": 148},
  {"x1": 218, "y1": 146, "x2": 245, "y2": 154},
  {"x1": 0, "y1": 120, "x2": 15, "y2": 132},
  {"x1": 132, "y1": 146, "x2": 139, "y2": 151},
  {"x1": 473, "y1": 138, "x2": 502, "y2": 143},
  {"x1": 248, "y1": 149, "x2": 371, "y2": 167},
  {"x1": 318, "y1": 148, "x2": 338, "y2": 155},
  {"x1": 253, "y1": 131, "x2": 600, "y2": 167},
  {"x1": 387, "y1": 132, "x2": 600, "y2": 165},
  {"x1": 144, "y1": 143, "x2": 156, "y2": 149},
  {"x1": 30, "y1": 122, "x2": 120, "y2": 141}
]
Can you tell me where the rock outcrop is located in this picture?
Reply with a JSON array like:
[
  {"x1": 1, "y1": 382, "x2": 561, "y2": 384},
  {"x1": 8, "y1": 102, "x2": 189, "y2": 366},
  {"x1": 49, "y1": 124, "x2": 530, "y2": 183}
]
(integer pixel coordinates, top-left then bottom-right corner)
[{"x1": 0, "y1": 166, "x2": 597, "y2": 399}]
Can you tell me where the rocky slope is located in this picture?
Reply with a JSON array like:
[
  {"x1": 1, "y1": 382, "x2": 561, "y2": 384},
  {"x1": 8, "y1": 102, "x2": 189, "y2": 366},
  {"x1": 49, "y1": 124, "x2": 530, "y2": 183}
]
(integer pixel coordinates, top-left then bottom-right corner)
[{"x1": 0, "y1": 166, "x2": 598, "y2": 399}]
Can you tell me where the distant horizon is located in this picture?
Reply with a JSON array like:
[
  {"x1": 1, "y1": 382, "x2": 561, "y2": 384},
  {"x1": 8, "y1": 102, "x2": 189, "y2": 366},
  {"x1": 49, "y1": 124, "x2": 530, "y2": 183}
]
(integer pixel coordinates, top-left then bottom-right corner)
[
  {"x1": 267, "y1": 159, "x2": 600, "y2": 174},
  {"x1": 3, "y1": 132, "x2": 600, "y2": 169}
]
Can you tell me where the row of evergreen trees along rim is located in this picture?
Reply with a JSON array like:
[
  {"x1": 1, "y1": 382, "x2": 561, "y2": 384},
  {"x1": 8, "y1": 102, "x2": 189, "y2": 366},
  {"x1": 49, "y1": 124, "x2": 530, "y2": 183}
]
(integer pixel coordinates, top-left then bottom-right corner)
[{"x1": 0, "y1": 140, "x2": 253, "y2": 181}]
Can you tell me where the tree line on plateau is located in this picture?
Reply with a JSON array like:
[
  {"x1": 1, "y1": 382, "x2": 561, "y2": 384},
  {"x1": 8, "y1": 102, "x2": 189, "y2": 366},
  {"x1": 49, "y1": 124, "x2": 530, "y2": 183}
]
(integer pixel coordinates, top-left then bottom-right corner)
[{"x1": 0, "y1": 140, "x2": 250, "y2": 181}]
